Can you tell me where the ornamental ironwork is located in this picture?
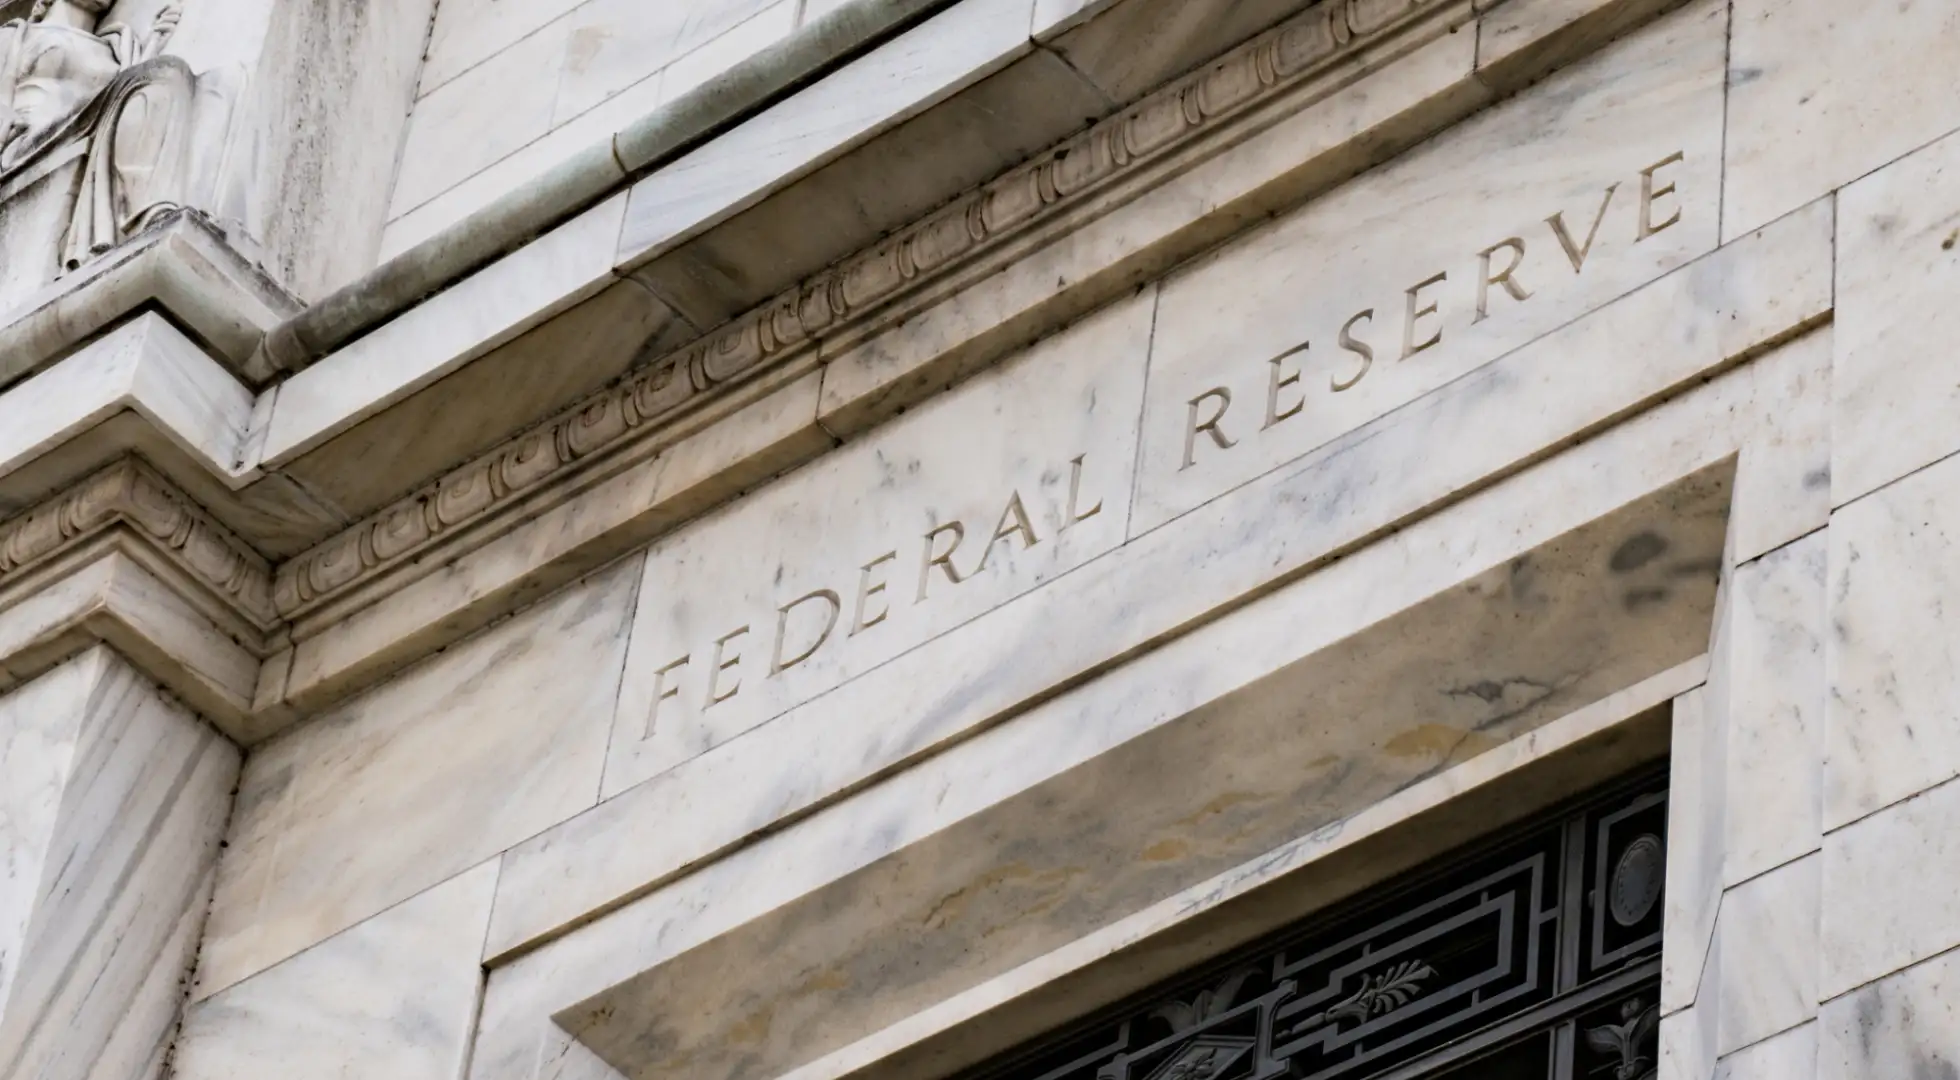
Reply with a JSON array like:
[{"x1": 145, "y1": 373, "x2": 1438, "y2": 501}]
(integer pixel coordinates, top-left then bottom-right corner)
[{"x1": 958, "y1": 768, "x2": 1668, "y2": 1080}]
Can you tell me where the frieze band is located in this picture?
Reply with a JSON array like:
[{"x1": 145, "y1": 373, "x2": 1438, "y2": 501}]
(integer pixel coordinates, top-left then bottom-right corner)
[
  {"x1": 0, "y1": 457, "x2": 275, "y2": 628},
  {"x1": 270, "y1": 0, "x2": 1451, "y2": 622}
]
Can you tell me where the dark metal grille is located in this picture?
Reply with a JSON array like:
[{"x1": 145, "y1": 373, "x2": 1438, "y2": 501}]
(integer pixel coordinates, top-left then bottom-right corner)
[{"x1": 958, "y1": 767, "x2": 1667, "y2": 1080}]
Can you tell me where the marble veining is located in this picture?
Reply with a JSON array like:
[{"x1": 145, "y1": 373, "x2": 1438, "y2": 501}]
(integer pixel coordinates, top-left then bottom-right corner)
[
  {"x1": 172, "y1": 861, "x2": 498, "y2": 1080},
  {"x1": 0, "y1": 648, "x2": 237, "y2": 1080},
  {"x1": 194, "y1": 556, "x2": 642, "y2": 1004}
]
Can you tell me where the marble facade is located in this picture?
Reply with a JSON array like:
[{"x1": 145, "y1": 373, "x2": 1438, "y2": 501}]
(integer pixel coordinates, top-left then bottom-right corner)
[{"x1": 0, "y1": 0, "x2": 1954, "y2": 1078}]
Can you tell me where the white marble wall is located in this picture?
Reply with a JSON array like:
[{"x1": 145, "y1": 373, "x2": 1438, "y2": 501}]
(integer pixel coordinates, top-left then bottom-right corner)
[
  {"x1": 1660, "y1": 44, "x2": 1960, "y2": 1077},
  {"x1": 387, "y1": 0, "x2": 810, "y2": 254},
  {"x1": 0, "y1": 648, "x2": 238, "y2": 1080},
  {"x1": 171, "y1": 861, "x2": 496, "y2": 1080},
  {"x1": 107, "y1": 1, "x2": 1960, "y2": 1077}
]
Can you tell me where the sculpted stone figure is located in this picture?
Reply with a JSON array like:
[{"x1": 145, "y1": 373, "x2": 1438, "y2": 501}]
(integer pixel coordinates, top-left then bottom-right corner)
[{"x1": 0, "y1": 0, "x2": 192, "y2": 271}]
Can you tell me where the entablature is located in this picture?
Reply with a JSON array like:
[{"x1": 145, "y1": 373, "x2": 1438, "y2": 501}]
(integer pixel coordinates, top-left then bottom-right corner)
[{"x1": 0, "y1": 0, "x2": 1712, "y2": 744}]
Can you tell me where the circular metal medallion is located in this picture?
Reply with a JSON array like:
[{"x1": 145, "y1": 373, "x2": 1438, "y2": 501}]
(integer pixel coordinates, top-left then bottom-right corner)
[{"x1": 1609, "y1": 834, "x2": 1665, "y2": 927}]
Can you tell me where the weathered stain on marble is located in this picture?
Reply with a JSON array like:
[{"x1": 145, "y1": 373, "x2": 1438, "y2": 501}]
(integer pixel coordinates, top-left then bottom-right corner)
[
  {"x1": 1817, "y1": 942, "x2": 1960, "y2": 1080},
  {"x1": 195, "y1": 556, "x2": 643, "y2": 1004}
]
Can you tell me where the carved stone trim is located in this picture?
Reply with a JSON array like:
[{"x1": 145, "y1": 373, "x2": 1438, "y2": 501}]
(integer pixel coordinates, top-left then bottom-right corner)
[
  {"x1": 0, "y1": 458, "x2": 276, "y2": 628},
  {"x1": 273, "y1": 0, "x2": 1450, "y2": 620}
]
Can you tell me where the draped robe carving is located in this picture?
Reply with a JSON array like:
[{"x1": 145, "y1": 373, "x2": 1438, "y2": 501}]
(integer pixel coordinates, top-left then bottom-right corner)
[{"x1": 0, "y1": 0, "x2": 192, "y2": 272}]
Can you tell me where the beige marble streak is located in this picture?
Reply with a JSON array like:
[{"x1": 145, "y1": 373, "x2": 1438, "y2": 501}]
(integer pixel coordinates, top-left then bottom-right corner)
[
  {"x1": 195, "y1": 556, "x2": 642, "y2": 1004},
  {"x1": 0, "y1": 648, "x2": 237, "y2": 1080},
  {"x1": 173, "y1": 861, "x2": 498, "y2": 1080},
  {"x1": 484, "y1": 193, "x2": 1832, "y2": 965}
]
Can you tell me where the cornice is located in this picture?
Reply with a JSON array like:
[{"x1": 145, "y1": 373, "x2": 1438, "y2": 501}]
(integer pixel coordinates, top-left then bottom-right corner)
[
  {"x1": 0, "y1": 458, "x2": 276, "y2": 631},
  {"x1": 273, "y1": 0, "x2": 1452, "y2": 621}
]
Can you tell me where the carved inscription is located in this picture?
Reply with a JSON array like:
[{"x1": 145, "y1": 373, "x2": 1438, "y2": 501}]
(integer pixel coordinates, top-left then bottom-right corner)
[
  {"x1": 637, "y1": 453, "x2": 1106, "y2": 739},
  {"x1": 1176, "y1": 153, "x2": 1685, "y2": 474},
  {"x1": 1135, "y1": 5, "x2": 1726, "y2": 532},
  {"x1": 606, "y1": 294, "x2": 1153, "y2": 796}
]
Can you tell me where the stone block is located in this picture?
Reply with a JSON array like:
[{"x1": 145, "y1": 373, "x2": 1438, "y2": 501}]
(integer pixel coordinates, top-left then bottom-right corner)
[
  {"x1": 173, "y1": 862, "x2": 497, "y2": 1080},
  {"x1": 419, "y1": 0, "x2": 587, "y2": 97},
  {"x1": 614, "y1": 0, "x2": 1037, "y2": 272},
  {"x1": 556, "y1": 0, "x2": 786, "y2": 125},
  {"x1": 1715, "y1": 1021, "x2": 1816, "y2": 1080},
  {"x1": 195, "y1": 557, "x2": 641, "y2": 1003},
  {"x1": 260, "y1": 194, "x2": 628, "y2": 467},
  {"x1": 1660, "y1": 999, "x2": 1719, "y2": 1080},
  {"x1": 1136, "y1": 0, "x2": 1726, "y2": 532},
  {"x1": 604, "y1": 289, "x2": 1153, "y2": 798},
  {"x1": 1715, "y1": 853, "x2": 1819, "y2": 1055},
  {"x1": 1831, "y1": 126, "x2": 1960, "y2": 507},
  {"x1": 1824, "y1": 448, "x2": 1960, "y2": 828},
  {"x1": 1724, "y1": 0, "x2": 1960, "y2": 241},
  {"x1": 1721, "y1": 533, "x2": 1827, "y2": 886},
  {"x1": 625, "y1": 40, "x2": 1103, "y2": 331},
  {"x1": 0, "y1": 649, "x2": 237, "y2": 1080},
  {"x1": 1817, "y1": 944, "x2": 1960, "y2": 1080},
  {"x1": 391, "y1": 17, "x2": 570, "y2": 219},
  {"x1": 280, "y1": 279, "x2": 692, "y2": 521},
  {"x1": 1664, "y1": 685, "x2": 1724, "y2": 1014},
  {"x1": 1820, "y1": 776, "x2": 1960, "y2": 1000}
]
